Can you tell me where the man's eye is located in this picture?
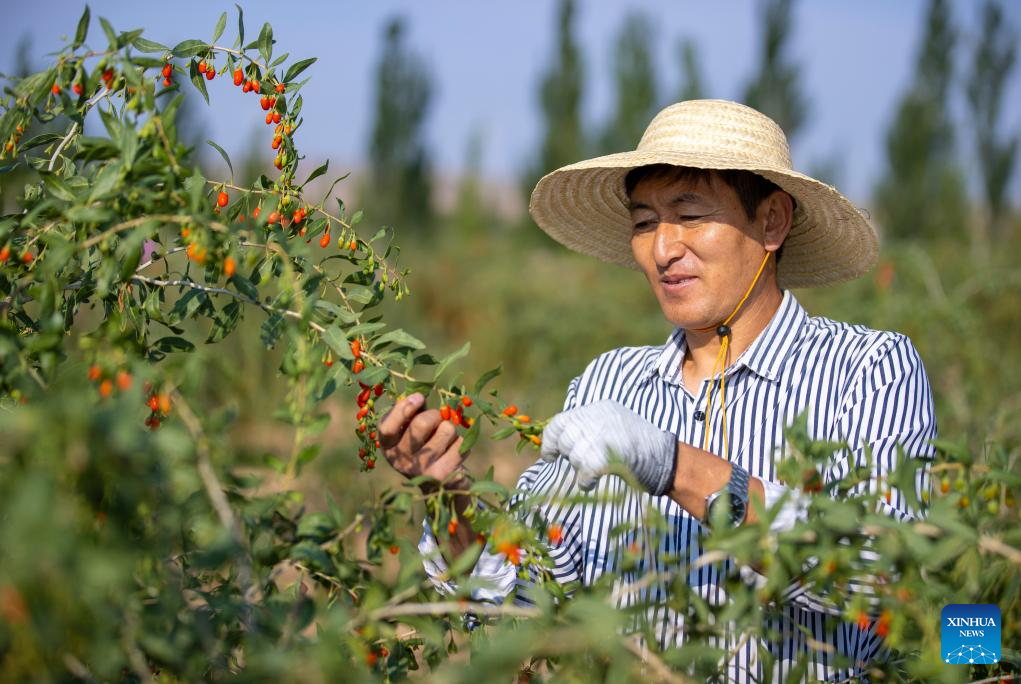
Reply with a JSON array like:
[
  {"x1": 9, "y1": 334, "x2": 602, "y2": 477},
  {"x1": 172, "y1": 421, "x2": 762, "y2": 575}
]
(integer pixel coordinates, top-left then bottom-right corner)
[{"x1": 633, "y1": 220, "x2": 655, "y2": 231}]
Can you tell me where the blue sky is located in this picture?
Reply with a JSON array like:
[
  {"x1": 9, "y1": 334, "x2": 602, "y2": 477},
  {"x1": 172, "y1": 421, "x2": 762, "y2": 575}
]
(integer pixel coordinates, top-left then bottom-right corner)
[{"x1": 2, "y1": 0, "x2": 1020, "y2": 206}]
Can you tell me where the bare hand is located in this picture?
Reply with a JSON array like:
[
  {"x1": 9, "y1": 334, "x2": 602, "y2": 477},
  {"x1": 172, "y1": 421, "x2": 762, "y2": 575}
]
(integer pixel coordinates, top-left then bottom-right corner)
[{"x1": 378, "y1": 392, "x2": 470, "y2": 490}]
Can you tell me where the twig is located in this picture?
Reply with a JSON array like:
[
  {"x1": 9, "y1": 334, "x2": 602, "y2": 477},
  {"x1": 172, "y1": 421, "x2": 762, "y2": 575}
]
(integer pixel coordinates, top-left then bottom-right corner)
[
  {"x1": 978, "y1": 536, "x2": 1021, "y2": 565},
  {"x1": 48, "y1": 122, "x2": 79, "y2": 172},
  {"x1": 209, "y1": 45, "x2": 271, "y2": 73},
  {"x1": 622, "y1": 636, "x2": 691, "y2": 684},
  {"x1": 367, "y1": 600, "x2": 540, "y2": 622},
  {"x1": 81, "y1": 214, "x2": 227, "y2": 250}
]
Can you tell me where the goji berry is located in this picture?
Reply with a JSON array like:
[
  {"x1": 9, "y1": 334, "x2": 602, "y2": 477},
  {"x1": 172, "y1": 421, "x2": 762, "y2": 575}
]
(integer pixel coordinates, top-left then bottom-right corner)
[
  {"x1": 351, "y1": 339, "x2": 362, "y2": 358},
  {"x1": 217, "y1": 191, "x2": 229, "y2": 207},
  {"x1": 223, "y1": 256, "x2": 236, "y2": 278},
  {"x1": 855, "y1": 611, "x2": 870, "y2": 631},
  {"x1": 389, "y1": 545, "x2": 399, "y2": 555},
  {"x1": 265, "y1": 112, "x2": 273, "y2": 125},
  {"x1": 271, "y1": 135, "x2": 281, "y2": 150},
  {"x1": 88, "y1": 365, "x2": 101, "y2": 382},
  {"x1": 517, "y1": 415, "x2": 531, "y2": 423},
  {"x1": 365, "y1": 457, "x2": 375, "y2": 470},
  {"x1": 116, "y1": 370, "x2": 132, "y2": 391},
  {"x1": 51, "y1": 83, "x2": 61, "y2": 95},
  {"x1": 198, "y1": 60, "x2": 207, "y2": 74},
  {"x1": 374, "y1": 383, "x2": 384, "y2": 397},
  {"x1": 260, "y1": 96, "x2": 270, "y2": 111},
  {"x1": 349, "y1": 240, "x2": 357, "y2": 251},
  {"x1": 352, "y1": 359, "x2": 365, "y2": 374},
  {"x1": 21, "y1": 251, "x2": 33, "y2": 264},
  {"x1": 272, "y1": 111, "x2": 281, "y2": 124},
  {"x1": 502, "y1": 405, "x2": 518, "y2": 417},
  {"x1": 102, "y1": 68, "x2": 114, "y2": 83},
  {"x1": 461, "y1": 395, "x2": 472, "y2": 407},
  {"x1": 242, "y1": 80, "x2": 252, "y2": 93},
  {"x1": 448, "y1": 519, "x2": 459, "y2": 536},
  {"x1": 162, "y1": 77, "x2": 172, "y2": 87},
  {"x1": 440, "y1": 405, "x2": 451, "y2": 421},
  {"x1": 233, "y1": 68, "x2": 244, "y2": 86},
  {"x1": 99, "y1": 379, "x2": 113, "y2": 398},
  {"x1": 267, "y1": 211, "x2": 280, "y2": 225},
  {"x1": 162, "y1": 63, "x2": 173, "y2": 79},
  {"x1": 319, "y1": 232, "x2": 330, "y2": 248},
  {"x1": 205, "y1": 68, "x2": 215, "y2": 81},
  {"x1": 275, "y1": 82, "x2": 285, "y2": 93},
  {"x1": 147, "y1": 395, "x2": 159, "y2": 412},
  {"x1": 0, "y1": 246, "x2": 9, "y2": 263},
  {"x1": 547, "y1": 524, "x2": 563, "y2": 545},
  {"x1": 72, "y1": 82, "x2": 83, "y2": 96},
  {"x1": 365, "y1": 651, "x2": 377, "y2": 667}
]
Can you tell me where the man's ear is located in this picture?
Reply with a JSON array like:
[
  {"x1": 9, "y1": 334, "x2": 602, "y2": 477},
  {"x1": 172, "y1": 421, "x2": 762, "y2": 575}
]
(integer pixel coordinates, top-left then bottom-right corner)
[{"x1": 761, "y1": 190, "x2": 794, "y2": 253}]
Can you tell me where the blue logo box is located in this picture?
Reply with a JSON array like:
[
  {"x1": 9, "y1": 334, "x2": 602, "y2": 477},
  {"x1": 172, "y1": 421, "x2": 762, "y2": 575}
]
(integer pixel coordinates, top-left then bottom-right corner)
[{"x1": 941, "y1": 604, "x2": 1001, "y2": 664}]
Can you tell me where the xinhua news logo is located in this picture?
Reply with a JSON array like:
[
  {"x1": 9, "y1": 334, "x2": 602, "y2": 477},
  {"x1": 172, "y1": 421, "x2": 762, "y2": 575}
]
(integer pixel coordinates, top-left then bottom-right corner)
[{"x1": 941, "y1": 604, "x2": 1001, "y2": 664}]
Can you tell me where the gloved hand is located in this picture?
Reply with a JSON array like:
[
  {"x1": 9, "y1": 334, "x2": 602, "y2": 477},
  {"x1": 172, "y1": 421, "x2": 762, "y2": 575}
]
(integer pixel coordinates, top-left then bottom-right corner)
[{"x1": 540, "y1": 399, "x2": 678, "y2": 496}]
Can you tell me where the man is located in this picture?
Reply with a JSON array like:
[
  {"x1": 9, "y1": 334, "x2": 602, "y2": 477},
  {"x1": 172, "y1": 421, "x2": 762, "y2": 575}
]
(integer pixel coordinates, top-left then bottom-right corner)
[{"x1": 378, "y1": 99, "x2": 935, "y2": 682}]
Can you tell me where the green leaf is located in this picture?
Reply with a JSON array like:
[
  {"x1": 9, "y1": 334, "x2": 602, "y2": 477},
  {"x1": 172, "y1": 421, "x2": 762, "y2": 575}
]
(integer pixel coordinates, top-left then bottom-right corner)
[
  {"x1": 172, "y1": 39, "x2": 207, "y2": 58},
  {"x1": 323, "y1": 326, "x2": 354, "y2": 360},
  {"x1": 154, "y1": 336, "x2": 195, "y2": 354},
  {"x1": 433, "y1": 342, "x2": 470, "y2": 381},
  {"x1": 260, "y1": 313, "x2": 284, "y2": 349},
  {"x1": 189, "y1": 60, "x2": 209, "y2": 104},
  {"x1": 235, "y1": 4, "x2": 245, "y2": 47},
  {"x1": 469, "y1": 480, "x2": 510, "y2": 497},
  {"x1": 375, "y1": 328, "x2": 426, "y2": 351},
  {"x1": 257, "y1": 22, "x2": 273, "y2": 63},
  {"x1": 132, "y1": 37, "x2": 168, "y2": 53},
  {"x1": 99, "y1": 16, "x2": 117, "y2": 48},
  {"x1": 355, "y1": 365, "x2": 389, "y2": 386},
  {"x1": 301, "y1": 160, "x2": 328, "y2": 188},
  {"x1": 73, "y1": 6, "x2": 90, "y2": 49},
  {"x1": 206, "y1": 301, "x2": 241, "y2": 343},
  {"x1": 283, "y1": 57, "x2": 316, "y2": 83},
  {"x1": 459, "y1": 418, "x2": 481, "y2": 454},
  {"x1": 472, "y1": 365, "x2": 502, "y2": 396},
  {"x1": 205, "y1": 140, "x2": 233, "y2": 179},
  {"x1": 489, "y1": 426, "x2": 518, "y2": 441},
  {"x1": 88, "y1": 162, "x2": 122, "y2": 202},
  {"x1": 211, "y1": 12, "x2": 227, "y2": 43}
]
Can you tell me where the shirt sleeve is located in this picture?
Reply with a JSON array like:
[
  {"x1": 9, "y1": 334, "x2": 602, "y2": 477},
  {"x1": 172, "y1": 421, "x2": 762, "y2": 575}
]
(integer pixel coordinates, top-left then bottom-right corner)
[
  {"x1": 417, "y1": 374, "x2": 587, "y2": 607},
  {"x1": 768, "y1": 334, "x2": 936, "y2": 616}
]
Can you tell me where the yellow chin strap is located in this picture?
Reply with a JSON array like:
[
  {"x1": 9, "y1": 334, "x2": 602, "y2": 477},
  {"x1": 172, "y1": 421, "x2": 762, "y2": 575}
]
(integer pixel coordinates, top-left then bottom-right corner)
[{"x1": 696, "y1": 251, "x2": 772, "y2": 458}]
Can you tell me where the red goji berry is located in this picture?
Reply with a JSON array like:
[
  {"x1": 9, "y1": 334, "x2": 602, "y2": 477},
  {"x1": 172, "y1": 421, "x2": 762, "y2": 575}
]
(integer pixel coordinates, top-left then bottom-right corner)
[
  {"x1": 217, "y1": 191, "x2": 229, "y2": 207},
  {"x1": 352, "y1": 359, "x2": 365, "y2": 374},
  {"x1": 233, "y1": 69, "x2": 244, "y2": 86},
  {"x1": 162, "y1": 63, "x2": 173, "y2": 79}
]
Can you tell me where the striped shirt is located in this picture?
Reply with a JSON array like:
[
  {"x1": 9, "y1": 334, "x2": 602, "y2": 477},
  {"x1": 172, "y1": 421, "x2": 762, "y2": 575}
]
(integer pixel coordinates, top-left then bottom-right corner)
[{"x1": 419, "y1": 289, "x2": 936, "y2": 682}]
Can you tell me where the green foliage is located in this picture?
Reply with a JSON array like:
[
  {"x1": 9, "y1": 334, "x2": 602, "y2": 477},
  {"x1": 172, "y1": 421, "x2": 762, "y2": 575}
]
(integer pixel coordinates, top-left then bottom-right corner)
[
  {"x1": 597, "y1": 12, "x2": 659, "y2": 155},
  {"x1": 0, "y1": 6, "x2": 1019, "y2": 684},
  {"x1": 524, "y1": 0, "x2": 586, "y2": 197},
  {"x1": 875, "y1": 0, "x2": 967, "y2": 241},
  {"x1": 741, "y1": 0, "x2": 807, "y2": 142},
  {"x1": 675, "y1": 38, "x2": 706, "y2": 102},
  {"x1": 967, "y1": 0, "x2": 1019, "y2": 239},
  {"x1": 361, "y1": 17, "x2": 434, "y2": 235}
]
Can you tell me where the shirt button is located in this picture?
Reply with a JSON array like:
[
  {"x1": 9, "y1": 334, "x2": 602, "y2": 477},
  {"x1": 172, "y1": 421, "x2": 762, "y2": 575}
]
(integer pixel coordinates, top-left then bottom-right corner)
[{"x1": 693, "y1": 410, "x2": 705, "y2": 422}]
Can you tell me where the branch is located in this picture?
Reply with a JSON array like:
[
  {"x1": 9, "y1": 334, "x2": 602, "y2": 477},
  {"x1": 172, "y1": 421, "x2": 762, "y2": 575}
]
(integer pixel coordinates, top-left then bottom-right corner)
[{"x1": 367, "y1": 600, "x2": 540, "y2": 622}]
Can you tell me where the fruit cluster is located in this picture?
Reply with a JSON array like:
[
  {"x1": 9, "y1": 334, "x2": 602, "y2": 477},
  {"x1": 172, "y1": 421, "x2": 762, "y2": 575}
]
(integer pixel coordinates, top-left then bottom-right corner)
[{"x1": 87, "y1": 365, "x2": 133, "y2": 399}]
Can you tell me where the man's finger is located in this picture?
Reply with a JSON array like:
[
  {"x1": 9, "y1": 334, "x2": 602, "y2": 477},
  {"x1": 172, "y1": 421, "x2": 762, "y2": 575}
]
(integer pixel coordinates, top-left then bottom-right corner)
[
  {"x1": 417, "y1": 420, "x2": 459, "y2": 473},
  {"x1": 378, "y1": 393, "x2": 425, "y2": 450},
  {"x1": 424, "y1": 435, "x2": 469, "y2": 484},
  {"x1": 406, "y1": 409, "x2": 443, "y2": 454}
]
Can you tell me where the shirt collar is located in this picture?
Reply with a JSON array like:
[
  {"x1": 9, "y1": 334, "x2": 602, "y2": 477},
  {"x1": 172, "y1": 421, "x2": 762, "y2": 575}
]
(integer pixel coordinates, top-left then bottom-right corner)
[{"x1": 641, "y1": 290, "x2": 808, "y2": 386}]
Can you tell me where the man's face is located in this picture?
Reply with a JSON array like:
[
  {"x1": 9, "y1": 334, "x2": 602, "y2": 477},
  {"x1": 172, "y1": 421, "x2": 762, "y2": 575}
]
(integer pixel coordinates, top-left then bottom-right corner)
[{"x1": 628, "y1": 171, "x2": 780, "y2": 330}]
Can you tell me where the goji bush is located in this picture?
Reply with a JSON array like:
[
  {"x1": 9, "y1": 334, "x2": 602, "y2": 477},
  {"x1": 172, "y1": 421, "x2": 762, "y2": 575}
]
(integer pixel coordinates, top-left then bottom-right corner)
[{"x1": 0, "y1": 9, "x2": 1018, "y2": 683}]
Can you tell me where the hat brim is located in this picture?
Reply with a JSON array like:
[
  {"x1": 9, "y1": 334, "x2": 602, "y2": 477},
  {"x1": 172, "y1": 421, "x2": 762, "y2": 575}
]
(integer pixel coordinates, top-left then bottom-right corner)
[{"x1": 528, "y1": 149, "x2": 878, "y2": 289}]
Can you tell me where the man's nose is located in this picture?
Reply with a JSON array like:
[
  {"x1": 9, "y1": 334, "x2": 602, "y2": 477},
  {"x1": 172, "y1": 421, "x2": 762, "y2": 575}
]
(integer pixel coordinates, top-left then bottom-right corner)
[{"x1": 652, "y1": 221, "x2": 688, "y2": 269}]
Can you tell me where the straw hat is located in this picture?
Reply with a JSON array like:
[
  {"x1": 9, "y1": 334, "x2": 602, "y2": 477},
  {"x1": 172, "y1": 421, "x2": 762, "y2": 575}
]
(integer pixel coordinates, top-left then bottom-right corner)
[{"x1": 528, "y1": 99, "x2": 878, "y2": 288}]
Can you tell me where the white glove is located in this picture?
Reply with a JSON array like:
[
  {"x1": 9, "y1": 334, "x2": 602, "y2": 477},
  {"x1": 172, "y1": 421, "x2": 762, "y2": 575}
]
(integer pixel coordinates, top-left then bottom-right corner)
[{"x1": 540, "y1": 399, "x2": 678, "y2": 496}]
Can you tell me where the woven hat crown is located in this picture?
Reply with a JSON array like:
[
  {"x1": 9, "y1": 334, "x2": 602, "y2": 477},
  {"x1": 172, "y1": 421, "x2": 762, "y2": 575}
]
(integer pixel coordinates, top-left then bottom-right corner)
[{"x1": 637, "y1": 100, "x2": 792, "y2": 169}]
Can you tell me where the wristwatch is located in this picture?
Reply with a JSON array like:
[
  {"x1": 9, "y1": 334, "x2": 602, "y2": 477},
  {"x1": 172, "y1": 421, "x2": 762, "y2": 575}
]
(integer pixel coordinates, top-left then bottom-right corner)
[{"x1": 702, "y1": 463, "x2": 750, "y2": 528}]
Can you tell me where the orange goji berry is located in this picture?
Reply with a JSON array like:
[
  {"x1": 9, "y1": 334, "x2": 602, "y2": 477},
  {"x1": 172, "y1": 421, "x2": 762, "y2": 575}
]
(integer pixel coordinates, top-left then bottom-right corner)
[
  {"x1": 351, "y1": 339, "x2": 362, "y2": 358},
  {"x1": 517, "y1": 415, "x2": 531, "y2": 423},
  {"x1": 147, "y1": 395, "x2": 159, "y2": 412},
  {"x1": 223, "y1": 256, "x2": 236, "y2": 278},
  {"x1": 389, "y1": 545, "x2": 399, "y2": 555},
  {"x1": 275, "y1": 82, "x2": 285, "y2": 93},
  {"x1": 265, "y1": 112, "x2": 273, "y2": 125},
  {"x1": 352, "y1": 359, "x2": 365, "y2": 374},
  {"x1": 547, "y1": 524, "x2": 563, "y2": 546},
  {"x1": 157, "y1": 393, "x2": 171, "y2": 415},
  {"x1": 319, "y1": 232, "x2": 330, "y2": 248},
  {"x1": 856, "y1": 611, "x2": 870, "y2": 631},
  {"x1": 349, "y1": 240, "x2": 357, "y2": 251},
  {"x1": 162, "y1": 77, "x2": 172, "y2": 87},
  {"x1": 502, "y1": 405, "x2": 518, "y2": 417},
  {"x1": 267, "y1": 211, "x2": 280, "y2": 225},
  {"x1": 72, "y1": 82, "x2": 83, "y2": 96},
  {"x1": 448, "y1": 519, "x2": 459, "y2": 536},
  {"x1": 115, "y1": 370, "x2": 132, "y2": 391},
  {"x1": 205, "y1": 68, "x2": 215, "y2": 81},
  {"x1": 51, "y1": 83, "x2": 61, "y2": 94},
  {"x1": 162, "y1": 63, "x2": 173, "y2": 79},
  {"x1": 272, "y1": 111, "x2": 281, "y2": 124},
  {"x1": 88, "y1": 364, "x2": 101, "y2": 382},
  {"x1": 197, "y1": 60, "x2": 207, "y2": 74},
  {"x1": 440, "y1": 405, "x2": 451, "y2": 421},
  {"x1": 0, "y1": 246, "x2": 9, "y2": 263},
  {"x1": 528, "y1": 434, "x2": 542, "y2": 446},
  {"x1": 217, "y1": 191, "x2": 229, "y2": 207},
  {"x1": 20, "y1": 251, "x2": 32, "y2": 264},
  {"x1": 99, "y1": 379, "x2": 113, "y2": 398},
  {"x1": 233, "y1": 68, "x2": 244, "y2": 86},
  {"x1": 497, "y1": 542, "x2": 522, "y2": 566},
  {"x1": 260, "y1": 96, "x2": 270, "y2": 111},
  {"x1": 271, "y1": 135, "x2": 281, "y2": 150},
  {"x1": 461, "y1": 395, "x2": 473, "y2": 407}
]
